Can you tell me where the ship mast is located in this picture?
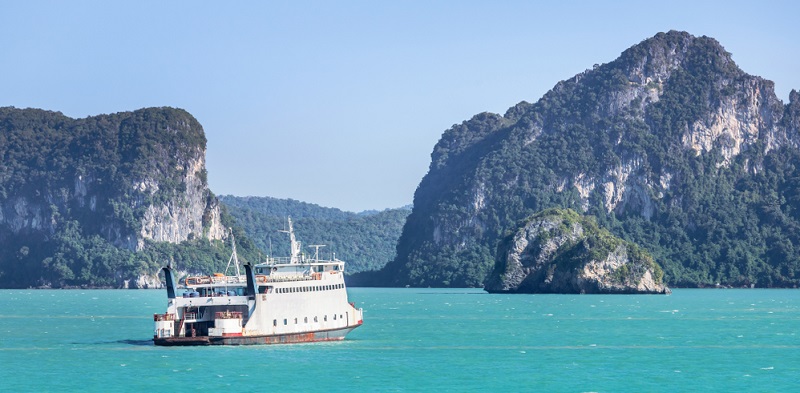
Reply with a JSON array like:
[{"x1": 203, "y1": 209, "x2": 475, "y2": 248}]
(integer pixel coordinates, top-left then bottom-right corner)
[
  {"x1": 279, "y1": 217, "x2": 302, "y2": 264},
  {"x1": 224, "y1": 228, "x2": 241, "y2": 277}
]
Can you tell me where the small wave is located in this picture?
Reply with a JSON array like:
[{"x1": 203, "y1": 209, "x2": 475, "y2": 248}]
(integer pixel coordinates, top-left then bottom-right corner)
[
  {"x1": 117, "y1": 339, "x2": 154, "y2": 346},
  {"x1": 74, "y1": 339, "x2": 153, "y2": 346}
]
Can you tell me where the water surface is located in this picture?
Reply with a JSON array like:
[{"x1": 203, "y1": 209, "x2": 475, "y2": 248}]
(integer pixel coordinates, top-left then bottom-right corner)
[{"x1": 0, "y1": 288, "x2": 797, "y2": 392}]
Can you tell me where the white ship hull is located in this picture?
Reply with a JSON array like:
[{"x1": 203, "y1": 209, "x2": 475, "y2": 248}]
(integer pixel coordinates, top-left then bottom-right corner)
[
  {"x1": 153, "y1": 267, "x2": 364, "y2": 346},
  {"x1": 153, "y1": 218, "x2": 364, "y2": 346},
  {"x1": 154, "y1": 324, "x2": 360, "y2": 346}
]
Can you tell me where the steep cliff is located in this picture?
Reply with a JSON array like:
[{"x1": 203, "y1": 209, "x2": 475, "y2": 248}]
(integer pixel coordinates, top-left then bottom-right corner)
[
  {"x1": 0, "y1": 107, "x2": 245, "y2": 288},
  {"x1": 381, "y1": 31, "x2": 800, "y2": 288},
  {"x1": 485, "y1": 209, "x2": 669, "y2": 294}
]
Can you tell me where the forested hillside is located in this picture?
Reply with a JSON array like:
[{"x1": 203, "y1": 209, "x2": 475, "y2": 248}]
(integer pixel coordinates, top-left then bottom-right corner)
[
  {"x1": 0, "y1": 107, "x2": 260, "y2": 288},
  {"x1": 376, "y1": 31, "x2": 800, "y2": 288},
  {"x1": 219, "y1": 195, "x2": 410, "y2": 274}
]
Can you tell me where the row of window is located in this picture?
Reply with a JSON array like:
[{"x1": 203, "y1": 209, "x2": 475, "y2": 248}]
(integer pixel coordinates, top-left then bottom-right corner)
[
  {"x1": 274, "y1": 313, "x2": 345, "y2": 326},
  {"x1": 274, "y1": 283, "x2": 344, "y2": 294}
]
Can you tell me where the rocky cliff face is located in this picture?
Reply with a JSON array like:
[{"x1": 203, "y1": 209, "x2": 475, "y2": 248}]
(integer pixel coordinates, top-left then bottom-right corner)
[
  {"x1": 485, "y1": 209, "x2": 669, "y2": 294},
  {"x1": 0, "y1": 107, "x2": 224, "y2": 245},
  {"x1": 137, "y1": 152, "x2": 226, "y2": 248},
  {"x1": 381, "y1": 31, "x2": 800, "y2": 288},
  {"x1": 0, "y1": 107, "x2": 228, "y2": 288}
]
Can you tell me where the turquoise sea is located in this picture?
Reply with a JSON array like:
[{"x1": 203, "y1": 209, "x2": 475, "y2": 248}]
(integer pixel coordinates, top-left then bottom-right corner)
[{"x1": 0, "y1": 288, "x2": 797, "y2": 392}]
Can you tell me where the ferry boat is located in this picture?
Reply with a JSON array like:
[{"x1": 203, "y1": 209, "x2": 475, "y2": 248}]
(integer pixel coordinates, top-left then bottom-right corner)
[{"x1": 153, "y1": 218, "x2": 364, "y2": 346}]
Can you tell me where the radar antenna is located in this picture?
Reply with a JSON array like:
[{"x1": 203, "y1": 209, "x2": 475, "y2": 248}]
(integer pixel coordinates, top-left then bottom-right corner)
[{"x1": 308, "y1": 244, "x2": 326, "y2": 261}]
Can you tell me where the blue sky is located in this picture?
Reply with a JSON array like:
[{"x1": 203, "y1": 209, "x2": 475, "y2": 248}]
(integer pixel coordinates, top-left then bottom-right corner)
[{"x1": 2, "y1": 1, "x2": 798, "y2": 212}]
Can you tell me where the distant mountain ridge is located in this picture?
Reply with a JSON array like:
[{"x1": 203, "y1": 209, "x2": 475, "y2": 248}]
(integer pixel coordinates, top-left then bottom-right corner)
[
  {"x1": 376, "y1": 31, "x2": 800, "y2": 288},
  {"x1": 220, "y1": 195, "x2": 410, "y2": 274}
]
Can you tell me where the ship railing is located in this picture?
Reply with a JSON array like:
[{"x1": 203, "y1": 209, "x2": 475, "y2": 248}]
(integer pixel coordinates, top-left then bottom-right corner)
[
  {"x1": 153, "y1": 313, "x2": 175, "y2": 321},
  {"x1": 258, "y1": 275, "x2": 323, "y2": 283},
  {"x1": 214, "y1": 311, "x2": 243, "y2": 319},
  {"x1": 185, "y1": 276, "x2": 211, "y2": 285},
  {"x1": 211, "y1": 275, "x2": 246, "y2": 284},
  {"x1": 263, "y1": 257, "x2": 338, "y2": 265},
  {"x1": 186, "y1": 275, "x2": 245, "y2": 285},
  {"x1": 181, "y1": 290, "x2": 243, "y2": 298},
  {"x1": 264, "y1": 257, "x2": 293, "y2": 264}
]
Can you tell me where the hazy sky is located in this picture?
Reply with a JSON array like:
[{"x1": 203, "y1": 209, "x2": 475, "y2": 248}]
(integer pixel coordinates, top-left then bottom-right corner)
[{"x1": 2, "y1": 1, "x2": 798, "y2": 212}]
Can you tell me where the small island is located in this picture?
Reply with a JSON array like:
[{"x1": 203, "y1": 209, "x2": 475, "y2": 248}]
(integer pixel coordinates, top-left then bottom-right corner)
[{"x1": 485, "y1": 208, "x2": 670, "y2": 294}]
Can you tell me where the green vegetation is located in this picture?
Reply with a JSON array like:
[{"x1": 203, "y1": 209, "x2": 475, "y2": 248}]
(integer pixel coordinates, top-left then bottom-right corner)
[
  {"x1": 516, "y1": 208, "x2": 663, "y2": 287},
  {"x1": 380, "y1": 31, "x2": 800, "y2": 288},
  {"x1": 30, "y1": 216, "x2": 258, "y2": 288},
  {"x1": 219, "y1": 196, "x2": 410, "y2": 274},
  {"x1": 486, "y1": 207, "x2": 666, "y2": 293},
  {"x1": 0, "y1": 107, "x2": 260, "y2": 288}
]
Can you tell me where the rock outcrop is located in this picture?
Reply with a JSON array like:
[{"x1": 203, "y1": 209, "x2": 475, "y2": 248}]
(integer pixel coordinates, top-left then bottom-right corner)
[
  {"x1": 137, "y1": 154, "x2": 226, "y2": 249},
  {"x1": 485, "y1": 209, "x2": 670, "y2": 294},
  {"x1": 0, "y1": 106, "x2": 229, "y2": 288},
  {"x1": 377, "y1": 31, "x2": 800, "y2": 288},
  {"x1": 0, "y1": 107, "x2": 224, "y2": 246}
]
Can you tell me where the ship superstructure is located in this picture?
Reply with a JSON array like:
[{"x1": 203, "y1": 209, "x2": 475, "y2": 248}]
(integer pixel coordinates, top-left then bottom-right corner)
[{"x1": 153, "y1": 218, "x2": 363, "y2": 346}]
